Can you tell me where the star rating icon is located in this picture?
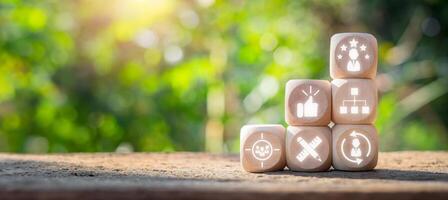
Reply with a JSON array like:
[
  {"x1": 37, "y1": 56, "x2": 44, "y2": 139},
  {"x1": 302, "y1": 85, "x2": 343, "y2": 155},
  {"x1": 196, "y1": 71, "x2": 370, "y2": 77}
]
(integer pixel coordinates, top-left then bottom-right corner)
[
  {"x1": 349, "y1": 38, "x2": 358, "y2": 47},
  {"x1": 338, "y1": 37, "x2": 372, "y2": 63},
  {"x1": 360, "y1": 44, "x2": 367, "y2": 51}
]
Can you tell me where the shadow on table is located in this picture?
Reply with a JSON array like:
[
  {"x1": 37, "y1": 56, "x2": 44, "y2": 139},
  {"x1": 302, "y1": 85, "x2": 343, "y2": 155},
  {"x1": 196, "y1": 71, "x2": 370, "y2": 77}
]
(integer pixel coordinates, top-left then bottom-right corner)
[{"x1": 267, "y1": 168, "x2": 448, "y2": 182}]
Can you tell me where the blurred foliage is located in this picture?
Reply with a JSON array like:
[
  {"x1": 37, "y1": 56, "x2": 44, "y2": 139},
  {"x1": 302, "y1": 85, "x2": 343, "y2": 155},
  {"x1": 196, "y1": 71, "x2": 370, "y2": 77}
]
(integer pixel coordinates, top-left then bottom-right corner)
[{"x1": 0, "y1": 0, "x2": 447, "y2": 153}]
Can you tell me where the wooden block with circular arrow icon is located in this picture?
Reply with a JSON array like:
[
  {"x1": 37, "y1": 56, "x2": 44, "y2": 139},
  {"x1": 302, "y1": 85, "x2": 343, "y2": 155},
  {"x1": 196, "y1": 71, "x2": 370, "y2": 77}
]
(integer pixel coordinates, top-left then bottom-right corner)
[{"x1": 332, "y1": 124, "x2": 378, "y2": 171}]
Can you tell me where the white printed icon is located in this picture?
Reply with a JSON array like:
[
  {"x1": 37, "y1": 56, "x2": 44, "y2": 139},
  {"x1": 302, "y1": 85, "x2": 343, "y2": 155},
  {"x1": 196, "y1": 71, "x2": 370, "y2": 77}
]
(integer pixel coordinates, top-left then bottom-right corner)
[
  {"x1": 351, "y1": 138, "x2": 362, "y2": 157},
  {"x1": 341, "y1": 131, "x2": 371, "y2": 165},
  {"x1": 347, "y1": 38, "x2": 361, "y2": 72},
  {"x1": 337, "y1": 38, "x2": 370, "y2": 72},
  {"x1": 339, "y1": 87, "x2": 370, "y2": 115},
  {"x1": 297, "y1": 86, "x2": 320, "y2": 118},
  {"x1": 244, "y1": 133, "x2": 280, "y2": 168},
  {"x1": 296, "y1": 136, "x2": 322, "y2": 162}
]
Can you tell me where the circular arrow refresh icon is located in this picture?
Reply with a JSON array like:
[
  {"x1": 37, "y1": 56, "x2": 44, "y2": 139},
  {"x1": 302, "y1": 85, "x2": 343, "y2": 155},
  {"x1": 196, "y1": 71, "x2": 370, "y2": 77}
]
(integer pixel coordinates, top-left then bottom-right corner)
[{"x1": 341, "y1": 131, "x2": 372, "y2": 165}]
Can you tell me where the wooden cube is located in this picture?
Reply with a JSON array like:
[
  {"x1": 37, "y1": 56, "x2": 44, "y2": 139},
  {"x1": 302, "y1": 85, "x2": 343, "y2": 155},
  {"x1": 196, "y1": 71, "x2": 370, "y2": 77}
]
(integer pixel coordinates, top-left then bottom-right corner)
[
  {"x1": 285, "y1": 80, "x2": 331, "y2": 126},
  {"x1": 330, "y1": 33, "x2": 377, "y2": 79},
  {"x1": 286, "y1": 126, "x2": 332, "y2": 172},
  {"x1": 240, "y1": 124, "x2": 286, "y2": 172},
  {"x1": 332, "y1": 79, "x2": 377, "y2": 124},
  {"x1": 332, "y1": 124, "x2": 378, "y2": 171}
]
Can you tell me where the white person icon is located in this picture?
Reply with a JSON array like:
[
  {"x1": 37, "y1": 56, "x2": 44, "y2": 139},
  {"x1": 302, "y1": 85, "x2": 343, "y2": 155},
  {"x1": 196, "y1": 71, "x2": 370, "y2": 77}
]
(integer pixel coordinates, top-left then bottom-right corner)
[
  {"x1": 347, "y1": 38, "x2": 361, "y2": 72},
  {"x1": 350, "y1": 138, "x2": 362, "y2": 157},
  {"x1": 334, "y1": 35, "x2": 375, "y2": 76}
]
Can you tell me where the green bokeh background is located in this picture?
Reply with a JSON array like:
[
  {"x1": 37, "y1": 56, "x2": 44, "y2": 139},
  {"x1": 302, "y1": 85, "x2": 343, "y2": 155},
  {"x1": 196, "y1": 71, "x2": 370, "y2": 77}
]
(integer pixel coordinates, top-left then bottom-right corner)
[{"x1": 0, "y1": 0, "x2": 447, "y2": 153}]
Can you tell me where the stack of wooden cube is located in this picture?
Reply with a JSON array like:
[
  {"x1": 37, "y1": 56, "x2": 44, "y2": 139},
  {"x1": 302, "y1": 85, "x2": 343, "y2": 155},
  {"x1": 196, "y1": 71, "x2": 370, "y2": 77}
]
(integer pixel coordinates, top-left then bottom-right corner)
[
  {"x1": 240, "y1": 32, "x2": 378, "y2": 172},
  {"x1": 330, "y1": 33, "x2": 378, "y2": 171}
]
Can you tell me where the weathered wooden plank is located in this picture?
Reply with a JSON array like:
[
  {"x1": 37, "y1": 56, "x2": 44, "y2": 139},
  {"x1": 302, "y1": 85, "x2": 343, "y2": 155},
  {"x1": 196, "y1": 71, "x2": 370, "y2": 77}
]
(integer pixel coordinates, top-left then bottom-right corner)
[{"x1": 0, "y1": 152, "x2": 447, "y2": 199}]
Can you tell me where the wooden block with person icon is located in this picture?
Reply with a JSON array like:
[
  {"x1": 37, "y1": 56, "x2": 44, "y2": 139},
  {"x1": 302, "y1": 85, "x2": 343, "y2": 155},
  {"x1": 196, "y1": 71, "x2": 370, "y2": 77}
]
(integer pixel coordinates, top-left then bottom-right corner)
[
  {"x1": 332, "y1": 124, "x2": 378, "y2": 171},
  {"x1": 330, "y1": 33, "x2": 377, "y2": 79}
]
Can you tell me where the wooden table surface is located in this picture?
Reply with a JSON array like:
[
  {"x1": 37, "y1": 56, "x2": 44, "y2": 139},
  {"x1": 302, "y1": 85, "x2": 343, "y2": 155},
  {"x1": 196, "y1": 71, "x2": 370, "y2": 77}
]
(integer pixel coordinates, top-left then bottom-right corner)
[{"x1": 0, "y1": 151, "x2": 447, "y2": 200}]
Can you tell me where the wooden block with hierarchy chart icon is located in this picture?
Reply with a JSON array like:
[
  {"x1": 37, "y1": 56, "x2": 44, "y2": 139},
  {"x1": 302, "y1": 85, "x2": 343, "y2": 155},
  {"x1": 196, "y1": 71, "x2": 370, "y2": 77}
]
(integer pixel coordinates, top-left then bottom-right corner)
[{"x1": 331, "y1": 79, "x2": 377, "y2": 124}]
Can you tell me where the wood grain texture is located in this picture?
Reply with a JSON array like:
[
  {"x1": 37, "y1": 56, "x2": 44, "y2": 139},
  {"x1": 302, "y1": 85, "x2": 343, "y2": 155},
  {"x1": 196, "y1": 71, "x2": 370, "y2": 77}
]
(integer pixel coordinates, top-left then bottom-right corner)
[{"x1": 0, "y1": 152, "x2": 447, "y2": 200}]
